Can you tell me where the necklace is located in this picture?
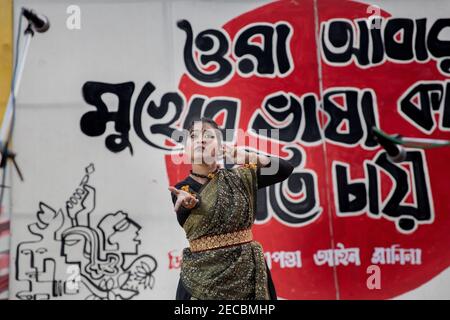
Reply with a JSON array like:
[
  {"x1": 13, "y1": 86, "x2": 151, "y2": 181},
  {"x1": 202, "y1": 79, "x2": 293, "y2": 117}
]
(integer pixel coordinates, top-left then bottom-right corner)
[{"x1": 190, "y1": 166, "x2": 219, "y2": 179}]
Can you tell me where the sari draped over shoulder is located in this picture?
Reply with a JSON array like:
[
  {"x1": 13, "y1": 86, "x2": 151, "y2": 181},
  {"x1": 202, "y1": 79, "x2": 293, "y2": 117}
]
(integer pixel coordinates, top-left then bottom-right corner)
[{"x1": 180, "y1": 165, "x2": 270, "y2": 300}]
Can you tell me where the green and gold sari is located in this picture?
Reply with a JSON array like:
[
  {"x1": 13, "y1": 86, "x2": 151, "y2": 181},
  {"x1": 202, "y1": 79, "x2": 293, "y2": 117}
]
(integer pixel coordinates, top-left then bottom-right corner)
[{"x1": 180, "y1": 164, "x2": 271, "y2": 300}]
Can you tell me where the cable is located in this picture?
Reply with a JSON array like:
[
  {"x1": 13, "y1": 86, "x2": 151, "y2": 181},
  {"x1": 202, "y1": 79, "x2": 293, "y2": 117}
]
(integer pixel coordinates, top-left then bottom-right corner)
[{"x1": 0, "y1": 8, "x2": 24, "y2": 218}]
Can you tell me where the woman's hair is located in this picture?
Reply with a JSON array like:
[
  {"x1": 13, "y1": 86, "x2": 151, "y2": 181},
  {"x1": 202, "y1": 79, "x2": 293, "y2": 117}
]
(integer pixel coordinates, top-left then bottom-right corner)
[
  {"x1": 188, "y1": 117, "x2": 219, "y2": 132},
  {"x1": 187, "y1": 117, "x2": 223, "y2": 145}
]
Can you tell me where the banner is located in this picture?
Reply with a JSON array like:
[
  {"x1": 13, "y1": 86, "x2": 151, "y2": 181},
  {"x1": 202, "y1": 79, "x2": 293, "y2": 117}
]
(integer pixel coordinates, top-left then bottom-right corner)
[{"x1": 7, "y1": 0, "x2": 450, "y2": 299}]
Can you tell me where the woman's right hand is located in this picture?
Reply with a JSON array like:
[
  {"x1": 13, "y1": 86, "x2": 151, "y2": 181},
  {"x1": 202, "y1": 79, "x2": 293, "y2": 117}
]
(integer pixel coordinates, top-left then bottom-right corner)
[{"x1": 168, "y1": 186, "x2": 199, "y2": 212}]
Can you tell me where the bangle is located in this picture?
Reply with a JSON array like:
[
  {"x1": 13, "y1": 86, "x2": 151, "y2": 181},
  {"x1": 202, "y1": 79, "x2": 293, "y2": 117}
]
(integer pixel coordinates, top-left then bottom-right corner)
[{"x1": 243, "y1": 162, "x2": 257, "y2": 169}]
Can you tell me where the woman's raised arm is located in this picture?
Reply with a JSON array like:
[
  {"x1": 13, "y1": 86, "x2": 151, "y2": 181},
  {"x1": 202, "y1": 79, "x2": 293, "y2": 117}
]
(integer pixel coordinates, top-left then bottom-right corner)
[{"x1": 256, "y1": 156, "x2": 294, "y2": 189}]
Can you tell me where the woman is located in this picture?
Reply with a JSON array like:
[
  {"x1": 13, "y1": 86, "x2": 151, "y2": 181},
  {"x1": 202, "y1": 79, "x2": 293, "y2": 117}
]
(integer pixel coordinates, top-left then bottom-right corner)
[{"x1": 169, "y1": 117, "x2": 294, "y2": 300}]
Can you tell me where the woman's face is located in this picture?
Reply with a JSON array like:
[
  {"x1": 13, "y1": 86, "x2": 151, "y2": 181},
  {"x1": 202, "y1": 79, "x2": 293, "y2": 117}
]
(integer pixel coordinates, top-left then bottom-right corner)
[{"x1": 187, "y1": 122, "x2": 221, "y2": 165}]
